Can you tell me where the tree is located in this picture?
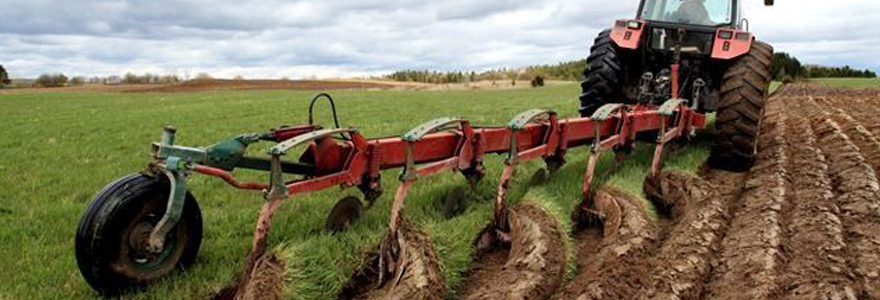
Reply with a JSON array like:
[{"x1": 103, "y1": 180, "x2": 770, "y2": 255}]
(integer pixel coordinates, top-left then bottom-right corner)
[
  {"x1": 35, "y1": 73, "x2": 68, "y2": 88},
  {"x1": 770, "y1": 52, "x2": 803, "y2": 80},
  {"x1": 531, "y1": 75, "x2": 545, "y2": 87},
  {"x1": 69, "y1": 76, "x2": 86, "y2": 86},
  {"x1": 0, "y1": 65, "x2": 10, "y2": 87},
  {"x1": 195, "y1": 73, "x2": 213, "y2": 81}
]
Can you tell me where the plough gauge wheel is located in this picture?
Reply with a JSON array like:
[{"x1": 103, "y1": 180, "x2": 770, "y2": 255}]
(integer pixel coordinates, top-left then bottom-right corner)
[
  {"x1": 75, "y1": 174, "x2": 203, "y2": 296},
  {"x1": 325, "y1": 196, "x2": 364, "y2": 233}
]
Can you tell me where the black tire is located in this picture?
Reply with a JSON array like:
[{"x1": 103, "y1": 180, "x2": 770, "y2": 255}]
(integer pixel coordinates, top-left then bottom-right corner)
[
  {"x1": 579, "y1": 29, "x2": 625, "y2": 116},
  {"x1": 76, "y1": 173, "x2": 202, "y2": 297},
  {"x1": 708, "y1": 41, "x2": 774, "y2": 172}
]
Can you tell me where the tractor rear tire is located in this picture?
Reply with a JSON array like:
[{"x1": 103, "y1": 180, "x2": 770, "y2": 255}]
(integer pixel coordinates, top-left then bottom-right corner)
[
  {"x1": 708, "y1": 41, "x2": 774, "y2": 172},
  {"x1": 579, "y1": 29, "x2": 625, "y2": 116}
]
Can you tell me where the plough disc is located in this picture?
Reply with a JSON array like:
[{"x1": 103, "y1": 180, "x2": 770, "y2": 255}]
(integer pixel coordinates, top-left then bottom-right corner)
[{"x1": 325, "y1": 196, "x2": 364, "y2": 233}]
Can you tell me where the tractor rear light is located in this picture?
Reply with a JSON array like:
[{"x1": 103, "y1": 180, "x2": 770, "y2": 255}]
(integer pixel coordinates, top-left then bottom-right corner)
[
  {"x1": 627, "y1": 20, "x2": 642, "y2": 29},
  {"x1": 735, "y1": 32, "x2": 751, "y2": 41},
  {"x1": 718, "y1": 30, "x2": 734, "y2": 40},
  {"x1": 616, "y1": 20, "x2": 627, "y2": 28},
  {"x1": 723, "y1": 41, "x2": 731, "y2": 51}
]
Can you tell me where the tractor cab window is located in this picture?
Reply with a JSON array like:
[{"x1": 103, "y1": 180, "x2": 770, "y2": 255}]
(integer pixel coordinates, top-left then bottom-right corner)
[{"x1": 641, "y1": 0, "x2": 734, "y2": 26}]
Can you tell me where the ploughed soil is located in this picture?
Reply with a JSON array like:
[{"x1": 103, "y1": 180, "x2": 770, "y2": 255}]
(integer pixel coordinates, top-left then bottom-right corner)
[
  {"x1": 553, "y1": 83, "x2": 880, "y2": 300},
  {"x1": 209, "y1": 252, "x2": 286, "y2": 300},
  {"x1": 340, "y1": 220, "x2": 446, "y2": 300},
  {"x1": 0, "y1": 79, "x2": 397, "y2": 94},
  {"x1": 456, "y1": 203, "x2": 567, "y2": 300}
]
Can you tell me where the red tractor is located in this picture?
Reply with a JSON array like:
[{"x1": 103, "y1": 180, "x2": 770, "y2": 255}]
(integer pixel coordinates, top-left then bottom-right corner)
[{"x1": 579, "y1": 0, "x2": 775, "y2": 171}]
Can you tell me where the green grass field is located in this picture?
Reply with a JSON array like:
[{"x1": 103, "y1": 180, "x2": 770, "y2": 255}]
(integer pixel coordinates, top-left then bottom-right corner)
[
  {"x1": 809, "y1": 77, "x2": 880, "y2": 88},
  {"x1": 0, "y1": 83, "x2": 724, "y2": 299}
]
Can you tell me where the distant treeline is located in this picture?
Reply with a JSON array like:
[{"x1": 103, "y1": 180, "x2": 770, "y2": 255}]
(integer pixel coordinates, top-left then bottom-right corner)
[
  {"x1": 385, "y1": 59, "x2": 588, "y2": 84},
  {"x1": 22, "y1": 72, "x2": 219, "y2": 88},
  {"x1": 388, "y1": 53, "x2": 877, "y2": 85},
  {"x1": 771, "y1": 52, "x2": 877, "y2": 82}
]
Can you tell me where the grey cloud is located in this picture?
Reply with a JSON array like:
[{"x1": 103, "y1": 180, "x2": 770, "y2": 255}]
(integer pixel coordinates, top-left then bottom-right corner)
[{"x1": 0, "y1": 0, "x2": 877, "y2": 78}]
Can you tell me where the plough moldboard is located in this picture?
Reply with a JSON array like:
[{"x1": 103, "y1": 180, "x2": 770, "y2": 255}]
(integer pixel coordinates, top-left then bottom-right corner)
[{"x1": 75, "y1": 93, "x2": 705, "y2": 297}]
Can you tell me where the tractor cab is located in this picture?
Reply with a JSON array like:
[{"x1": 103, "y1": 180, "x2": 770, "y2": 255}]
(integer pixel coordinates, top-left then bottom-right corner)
[
  {"x1": 611, "y1": 0, "x2": 773, "y2": 58},
  {"x1": 639, "y1": 0, "x2": 741, "y2": 28}
]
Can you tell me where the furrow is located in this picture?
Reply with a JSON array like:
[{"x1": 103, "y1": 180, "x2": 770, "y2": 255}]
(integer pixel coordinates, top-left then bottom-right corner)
[
  {"x1": 554, "y1": 188, "x2": 660, "y2": 300},
  {"x1": 701, "y1": 96, "x2": 789, "y2": 300},
  {"x1": 459, "y1": 203, "x2": 567, "y2": 300},
  {"x1": 780, "y1": 110, "x2": 857, "y2": 300},
  {"x1": 831, "y1": 109, "x2": 880, "y2": 177},
  {"x1": 635, "y1": 172, "x2": 729, "y2": 300},
  {"x1": 810, "y1": 110, "x2": 880, "y2": 300}
]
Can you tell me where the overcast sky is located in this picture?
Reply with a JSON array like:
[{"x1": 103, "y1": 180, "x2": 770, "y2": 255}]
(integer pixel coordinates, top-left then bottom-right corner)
[{"x1": 1, "y1": 0, "x2": 877, "y2": 79}]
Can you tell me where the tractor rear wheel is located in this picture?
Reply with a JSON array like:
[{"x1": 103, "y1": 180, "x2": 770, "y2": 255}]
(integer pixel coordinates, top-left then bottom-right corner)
[
  {"x1": 708, "y1": 41, "x2": 774, "y2": 172},
  {"x1": 579, "y1": 29, "x2": 625, "y2": 116}
]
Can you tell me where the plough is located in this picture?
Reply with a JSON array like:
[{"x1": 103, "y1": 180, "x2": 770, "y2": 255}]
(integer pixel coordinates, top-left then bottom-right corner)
[
  {"x1": 75, "y1": 92, "x2": 705, "y2": 296},
  {"x1": 74, "y1": 0, "x2": 780, "y2": 295}
]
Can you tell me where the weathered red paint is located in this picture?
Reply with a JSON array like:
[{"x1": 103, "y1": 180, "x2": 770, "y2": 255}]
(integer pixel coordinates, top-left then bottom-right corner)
[
  {"x1": 193, "y1": 106, "x2": 705, "y2": 201},
  {"x1": 610, "y1": 19, "x2": 644, "y2": 50},
  {"x1": 192, "y1": 165, "x2": 269, "y2": 190},
  {"x1": 711, "y1": 28, "x2": 753, "y2": 60}
]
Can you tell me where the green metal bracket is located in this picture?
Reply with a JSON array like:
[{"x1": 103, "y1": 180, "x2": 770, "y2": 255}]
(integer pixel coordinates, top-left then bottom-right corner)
[
  {"x1": 507, "y1": 109, "x2": 554, "y2": 130},
  {"x1": 505, "y1": 109, "x2": 555, "y2": 164},
  {"x1": 147, "y1": 156, "x2": 188, "y2": 254},
  {"x1": 204, "y1": 134, "x2": 260, "y2": 171},
  {"x1": 399, "y1": 118, "x2": 467, "y2": 182},
  {"x1": 590, "y1": 103, "x2": 624, "y2": 121},
  {"x1": 152, "y1": 126, "x2": 208, "y2": 165},
  {"x1": 401, "y1": 117, "x2": 465, "y2": 142},
  {"x1": 268, "y1": 155, "x2": 287, "y2": 200},
  {"x1": 659, "y1": 99, "x2": 689, "y2": 116}
]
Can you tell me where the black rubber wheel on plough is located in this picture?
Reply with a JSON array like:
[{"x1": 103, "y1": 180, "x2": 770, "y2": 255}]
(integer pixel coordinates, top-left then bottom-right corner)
[
  {"x1": 325, "y1": 196, "x2": 363, "y2": 233},
  {"x1": 76, "y1": 174, "x2": 203, "y2": 297},
  {"x1": 579, "y1": 29, "x2": 626, "y2": 117},
  {"x1": 708, "y1": 41, "x2": 774, "y2": 172}
]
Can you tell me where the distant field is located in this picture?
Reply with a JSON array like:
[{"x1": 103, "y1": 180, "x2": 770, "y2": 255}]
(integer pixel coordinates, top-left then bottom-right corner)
[
  {"x1": 809, "y1": 77, "x2": 880, "y2": 88},
  {"x1": 0, "y1": 82, "x2": 761, "y2": 300}
]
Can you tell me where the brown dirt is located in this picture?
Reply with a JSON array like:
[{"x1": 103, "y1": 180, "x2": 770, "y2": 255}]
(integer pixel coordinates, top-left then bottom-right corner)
[
  {"x1": 554, "y1": 187, "x2": 661, "y2": 300},
  {"x1": 457, "y1": 203, "x2": 567, "y2": 300},
  {"x1": 637, "y1": 170, "x2": 729, "y2": 300},
  {"x1": 0, "y1": 84, "x2": 161, "y2": 94},
  {"x1": 0, "y1": 79, "x2": 397, "y2": 94},
  {"x1": 340, "y1": 221, "x2": 445, "y2": 300},
  {"x1": 135, "y1": 79, "x2": 395, "y2": 93},
  {"x1": 208, "y1": 253, "x2": 286, "y2": 300},
  {"x1": 234, "y1": 253, "x2": 286, "y2": 300},
  {"x1": 810, "y1": 111, "x2": 880, "y2": 299},
  {"x1": 779, "y1": 114, "x2": 856, "y2": 299},
  {"x1": 557, "y1": 84, "x2": 880, "y2": 300},
  {"x1": 702, "y1": 96, "x2": 788, "y2": 300}
]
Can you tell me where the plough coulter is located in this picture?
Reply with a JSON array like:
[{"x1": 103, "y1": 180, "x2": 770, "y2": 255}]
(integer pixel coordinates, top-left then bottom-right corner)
[{"x1": 76, "y1": 91, "x2": 706, "y2": 296}]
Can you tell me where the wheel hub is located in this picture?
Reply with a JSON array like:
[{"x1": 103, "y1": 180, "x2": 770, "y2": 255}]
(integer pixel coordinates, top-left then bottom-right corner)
[{"x1": 128, "y1": 222, "x2": 159, "y2": 263}]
